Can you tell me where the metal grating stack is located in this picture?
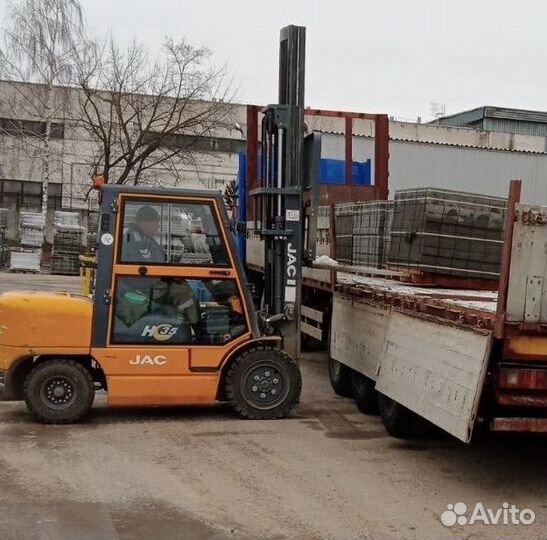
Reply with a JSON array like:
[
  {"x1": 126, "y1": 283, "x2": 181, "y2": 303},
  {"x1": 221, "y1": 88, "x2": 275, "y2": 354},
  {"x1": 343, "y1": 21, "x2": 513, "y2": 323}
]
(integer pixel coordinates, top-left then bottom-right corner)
[
  {"x1": 9, "y1": 250, "x2": 41, "y2": 273},
  {"x1": 388, "y1": 188, "x2": 507, "y2": 279},
  {"x1": 0, "y1": 208, "x2": 8, "y2": 229},
  {"x1": 86, "y1": 212, "x2": 99, "y2": 252},
  {"x1": 0, "y1": 208, "x2": 8, "y2": 267},
  {"x1": 335, "y1": 202, "x2": 393, "y2": 267},
  {"x1": 51, "y1": 211, "x2": 83, "y2": 275},
  {"x1": 19, "y1": 211, "x2": 45, "y2": 247},
  {"x1": 334, "y1": 203, "x2": 355, "y2": 264},
  {"x1": 352, "y1": 201, "x2": 393, "y2": 268},
  {"x1": 12, "y1": 211, "x2": 44, "y2": 272}
]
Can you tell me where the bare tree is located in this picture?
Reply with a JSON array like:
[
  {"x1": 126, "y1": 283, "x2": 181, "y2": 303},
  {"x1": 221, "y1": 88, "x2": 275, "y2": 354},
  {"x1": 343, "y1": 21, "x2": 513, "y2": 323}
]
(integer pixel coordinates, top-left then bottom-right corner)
[
  {"x1": 0, "y1": 0, "x2": 86, "y2": 220},
  {"x1": 77, "y1": 36, "x2": 235, "y2": 186}
]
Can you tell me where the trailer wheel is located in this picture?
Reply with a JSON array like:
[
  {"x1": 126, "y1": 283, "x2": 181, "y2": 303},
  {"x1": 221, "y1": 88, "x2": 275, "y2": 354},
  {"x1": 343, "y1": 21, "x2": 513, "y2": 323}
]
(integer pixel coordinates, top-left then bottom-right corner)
[
  {"x1": 378, "y1": 394, "x2": 425, "y2": 439},
  {"x1": 225, "y1": 346, "x2": 302, "y2": 419},
  {"x1": 23, "y1": 359, "x2": 95, "y2": 424},
  {"x1": 327, "y1": 356, "x2": 353, "y2": 398},
  {"x1": 351, "y1": 372, "x2": 379, "y2": 415}
]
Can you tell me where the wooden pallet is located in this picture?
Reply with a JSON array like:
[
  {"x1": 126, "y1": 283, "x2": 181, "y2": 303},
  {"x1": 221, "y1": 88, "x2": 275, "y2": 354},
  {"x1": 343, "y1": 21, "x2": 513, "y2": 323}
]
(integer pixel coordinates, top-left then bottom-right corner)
[
  {"x1": 335, "y1": 281, "x2": 496, "y2": 331},
  {"x1": 386, "y1": 265, "x2": 499, "y2": 291},
  {"x1": 313, "y1": 261, "x2": 499, "y2": 291},
  {"x1": 312, "y1": 261, "x2": 404, "y2": 279}
]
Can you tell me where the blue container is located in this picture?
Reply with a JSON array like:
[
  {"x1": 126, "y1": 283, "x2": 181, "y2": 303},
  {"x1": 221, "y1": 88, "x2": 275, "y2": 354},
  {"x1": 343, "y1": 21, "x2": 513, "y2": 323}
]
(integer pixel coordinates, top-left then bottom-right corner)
[
  {"x1": 319, "y1": 158, "x2": 372, "y2": 185},
  {"x1": 235, "y1": 152, "x2": 247, "y2": 263}
]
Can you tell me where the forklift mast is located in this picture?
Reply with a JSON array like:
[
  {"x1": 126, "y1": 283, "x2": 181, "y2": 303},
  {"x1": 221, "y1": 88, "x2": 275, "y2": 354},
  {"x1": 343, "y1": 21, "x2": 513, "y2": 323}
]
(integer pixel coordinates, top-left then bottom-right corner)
[{"x1": 250, "y1": 25, "x2": 307, "y2": 358}]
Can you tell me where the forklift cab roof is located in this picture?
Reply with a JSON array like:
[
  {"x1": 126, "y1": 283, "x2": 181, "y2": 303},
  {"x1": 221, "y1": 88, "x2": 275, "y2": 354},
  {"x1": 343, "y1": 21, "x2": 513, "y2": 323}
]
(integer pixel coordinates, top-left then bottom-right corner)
[{"x1": 99, "y1": 183, "x2": 226, "y2": 205}]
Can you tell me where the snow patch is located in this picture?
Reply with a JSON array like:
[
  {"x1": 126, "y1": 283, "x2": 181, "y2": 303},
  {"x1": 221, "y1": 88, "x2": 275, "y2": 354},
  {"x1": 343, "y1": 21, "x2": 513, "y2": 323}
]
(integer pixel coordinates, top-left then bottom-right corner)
[{"x1": 314, "y1": 255, "x2": 338, "y2": 267}]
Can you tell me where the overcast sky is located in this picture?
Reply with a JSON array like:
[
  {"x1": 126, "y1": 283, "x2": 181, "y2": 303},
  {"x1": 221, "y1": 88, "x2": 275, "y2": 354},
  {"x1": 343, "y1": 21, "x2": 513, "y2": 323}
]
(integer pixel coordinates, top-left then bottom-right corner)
[{"x1": 3, "y1": 0, "x2": 547, "y2": 120}]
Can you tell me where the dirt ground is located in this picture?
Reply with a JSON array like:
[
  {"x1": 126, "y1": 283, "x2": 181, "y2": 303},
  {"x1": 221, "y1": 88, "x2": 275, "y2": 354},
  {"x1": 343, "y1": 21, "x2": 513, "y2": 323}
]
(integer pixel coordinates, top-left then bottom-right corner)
[{"x1": 1, "y1": 273, "x2": 546, "y2": 540}]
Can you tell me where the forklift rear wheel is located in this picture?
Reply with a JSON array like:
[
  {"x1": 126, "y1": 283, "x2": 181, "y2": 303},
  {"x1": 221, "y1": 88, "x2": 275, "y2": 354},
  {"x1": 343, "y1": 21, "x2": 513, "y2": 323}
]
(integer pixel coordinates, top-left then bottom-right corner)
[
  {"x1": 225, "y1": 346, "x2": 302, "y2": 419},
  {"x1": 327, "y1": 356, "x2": 353, "y2": 398},
  {"x1": 351, "y1": 372, "x2": 379, "y2": 415},
  {"x1": 24, "y1": 359, "x2": 95, "y2": 424},
  {"x1": 378, "y1": 393, "x2": 426, "y2": 439}
]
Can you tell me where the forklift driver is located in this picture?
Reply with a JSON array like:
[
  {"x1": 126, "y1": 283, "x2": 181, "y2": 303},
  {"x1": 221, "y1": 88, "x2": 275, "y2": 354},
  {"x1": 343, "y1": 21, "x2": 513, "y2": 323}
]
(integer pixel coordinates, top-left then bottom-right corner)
[{"x1": 122, "y1": 205, "x2": 166, "y2": 263}]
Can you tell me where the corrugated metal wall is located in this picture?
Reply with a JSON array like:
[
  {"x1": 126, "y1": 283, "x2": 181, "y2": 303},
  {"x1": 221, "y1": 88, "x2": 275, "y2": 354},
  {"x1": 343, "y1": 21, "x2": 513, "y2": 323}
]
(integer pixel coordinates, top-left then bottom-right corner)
[
  {"x1": 436, "y1": 107, "x2": 547, "y2": 137},
  {"x1": 483, "y1": 118, "x2": 547, "y2": 138},
  {"x1": 436, "y1": 108, "x2": 485, "y2": 128},
  {"x1": 389, "y1": 141, "x2": 547, "y2": 203}
]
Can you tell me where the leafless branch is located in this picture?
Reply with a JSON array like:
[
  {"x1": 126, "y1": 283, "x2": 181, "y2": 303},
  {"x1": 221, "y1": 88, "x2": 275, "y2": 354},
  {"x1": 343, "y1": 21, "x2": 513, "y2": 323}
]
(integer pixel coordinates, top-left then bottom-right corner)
[{"x1": 76, "y1": 35, "x2": 236, "y2": 185}]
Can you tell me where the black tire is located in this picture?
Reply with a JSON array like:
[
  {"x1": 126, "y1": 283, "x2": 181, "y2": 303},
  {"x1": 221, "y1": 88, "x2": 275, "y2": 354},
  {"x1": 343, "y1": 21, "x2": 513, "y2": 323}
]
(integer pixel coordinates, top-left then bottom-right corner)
[
  {"x1": 351, "y1": 372, "x2": 379, "y2": 415},
  {"x1": 378, "y1": 393, "x2": 426, "y2": 439},
  {"x1": 225, "y1": 346, "x2": 302, "y2": 419},
  {"x1": 23, "y1": 359, "x2": 95, "y2": 424},
  {"x1": 327, "y1": 356, "x2": 353, "y2": 398}
]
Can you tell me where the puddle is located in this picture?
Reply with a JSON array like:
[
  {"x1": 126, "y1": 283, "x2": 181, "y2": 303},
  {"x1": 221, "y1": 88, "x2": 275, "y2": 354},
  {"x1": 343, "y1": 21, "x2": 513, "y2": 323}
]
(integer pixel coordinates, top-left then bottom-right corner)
[
  {"x1": 111, "y1": 499, "x2": 249, "y2": 540},
  {"x1": 299, "y1": 409, "x2": 387, "y2": 440},
  {"x1": 192, "y1": 430, "x2": 275, "y2": 438}
]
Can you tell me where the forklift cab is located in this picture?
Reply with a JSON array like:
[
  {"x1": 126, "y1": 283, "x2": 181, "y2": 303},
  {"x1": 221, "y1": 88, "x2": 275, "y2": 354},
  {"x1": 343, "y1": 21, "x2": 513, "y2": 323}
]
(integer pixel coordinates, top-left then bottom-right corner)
[
  {"x1": 76, "y1": 184, "x2": 300, "y2": 415},
  {"x1": 93, "y1": 185, "x2": 258, "y2": 351}
]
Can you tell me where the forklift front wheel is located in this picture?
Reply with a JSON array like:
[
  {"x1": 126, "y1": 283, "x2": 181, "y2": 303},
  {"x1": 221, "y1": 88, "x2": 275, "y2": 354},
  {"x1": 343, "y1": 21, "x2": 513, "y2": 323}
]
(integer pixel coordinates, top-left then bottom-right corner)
[
  {"x1": 225, "y1": 346, "x2": 302, "y2": 420},
  {"x1": 23, "y1": 359, "x2": 95, "y2": 424}
]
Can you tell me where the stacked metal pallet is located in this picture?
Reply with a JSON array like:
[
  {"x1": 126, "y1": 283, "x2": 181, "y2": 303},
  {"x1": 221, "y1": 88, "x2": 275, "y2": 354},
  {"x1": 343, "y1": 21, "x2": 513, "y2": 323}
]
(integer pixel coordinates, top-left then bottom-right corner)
[
  {"x1": 0, "y1": 208, "x2": 8, "y2": 267},
  {"x1": 352, "y1": 201, "x2": 393, "y2": 268},
  {"x1": 51, "y1": 211, "x2": 83, "y2": 275},
  {"x1": 335, "y1": 202, "x2": 393, "y2": 268},
  {"x1": 10, "y1": 211, "x2": 44, "y2": 272},
  {"x1": 334, "y1": 203, "x2": 355, "y2": 264},
  {"x1": 86, "y1": 212, "x2": 100, "y2": 252},
  {"x1": 9, "y1": 250, "x2": 41, "y2": 273},
  {"x1": 388, "y1": 188, "x2": 507, "y2": 279},
  {"x1": 170, "y1": 210, "x2": 196, "y2": 263},
  {"x1": 19, "y1": 211, "x2": 45, "y2": 247},
  {"x1": 0, "y1": 208, "x2": 8, "y2": 229}
]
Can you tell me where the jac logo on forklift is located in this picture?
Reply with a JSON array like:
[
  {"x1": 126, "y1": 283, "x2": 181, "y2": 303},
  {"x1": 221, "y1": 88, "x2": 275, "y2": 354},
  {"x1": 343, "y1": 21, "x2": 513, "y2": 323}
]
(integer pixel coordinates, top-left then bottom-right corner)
[
  {"x1": 141, "y1": 324, "x2": 178, "y2": 341},
  {"x1": 285, "y1": 242, "x2": 297, "y2": 303},
  {"x1": 129, "y1": 354, "x2": 168, "y2": 366}
]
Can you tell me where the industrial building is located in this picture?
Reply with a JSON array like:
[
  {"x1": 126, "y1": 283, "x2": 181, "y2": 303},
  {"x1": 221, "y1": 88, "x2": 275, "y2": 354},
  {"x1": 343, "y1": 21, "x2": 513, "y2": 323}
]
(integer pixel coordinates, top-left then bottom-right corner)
[
  {"x1": 0, "y1": 79, "x2": 247, "y2": 241},
  {"x1": 1, "y1": 77, "x2": 547, "y2": 242},
  {"x1": 433, "y1": 105, "x2": 547, "y2": 139}
]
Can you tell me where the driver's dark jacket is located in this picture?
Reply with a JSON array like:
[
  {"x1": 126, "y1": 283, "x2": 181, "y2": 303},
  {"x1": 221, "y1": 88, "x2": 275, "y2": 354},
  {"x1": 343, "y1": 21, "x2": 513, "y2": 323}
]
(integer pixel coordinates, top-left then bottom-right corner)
[
  {"x1": 116, "y1": 224, "x2": 166, "y2": 325},
  {"x1": 121, "y1": 224, "x2": 166, "y2": 263},
  {"x1": 116, "y1": 225, "x2": 199, "y2": 333}
]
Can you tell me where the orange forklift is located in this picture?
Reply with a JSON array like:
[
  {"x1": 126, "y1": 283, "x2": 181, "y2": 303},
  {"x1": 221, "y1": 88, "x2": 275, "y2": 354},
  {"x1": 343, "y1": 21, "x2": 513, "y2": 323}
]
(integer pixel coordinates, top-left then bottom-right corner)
[{"x1": 0, "y1": 25, "x2": 312, "y2": 423}]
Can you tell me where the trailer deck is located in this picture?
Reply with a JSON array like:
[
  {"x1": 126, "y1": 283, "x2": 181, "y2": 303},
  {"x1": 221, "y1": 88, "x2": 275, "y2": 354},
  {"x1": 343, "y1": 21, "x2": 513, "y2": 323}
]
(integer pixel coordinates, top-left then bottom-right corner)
[{"x1": 335, "y1": 271, "x2": 498, "y2": 330}]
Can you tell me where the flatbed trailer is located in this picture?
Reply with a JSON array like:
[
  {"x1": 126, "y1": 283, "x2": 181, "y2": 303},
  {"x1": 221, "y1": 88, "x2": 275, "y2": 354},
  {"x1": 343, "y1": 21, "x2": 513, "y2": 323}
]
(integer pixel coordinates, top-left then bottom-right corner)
[{"x1": 328, "y1": 181, "x2": 547, "y2": 441}]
